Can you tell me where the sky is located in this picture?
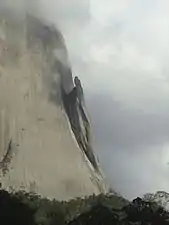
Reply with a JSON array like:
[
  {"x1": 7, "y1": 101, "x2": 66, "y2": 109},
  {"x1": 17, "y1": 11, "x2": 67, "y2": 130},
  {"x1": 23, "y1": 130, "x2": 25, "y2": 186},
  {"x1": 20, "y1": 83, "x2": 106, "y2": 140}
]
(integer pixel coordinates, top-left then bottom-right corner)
[{"x1": 20, "y1": 0, "x2": 169, "y2": 199}]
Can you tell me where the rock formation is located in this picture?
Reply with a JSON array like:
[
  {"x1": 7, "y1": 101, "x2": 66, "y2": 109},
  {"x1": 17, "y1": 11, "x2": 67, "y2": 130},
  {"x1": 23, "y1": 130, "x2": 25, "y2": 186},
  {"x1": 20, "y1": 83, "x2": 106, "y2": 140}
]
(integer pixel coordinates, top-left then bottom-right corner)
[
  {"x1": 0, "y1": 8, "x2": 107, "y2": 200},
  {"x1": 62, "y1": 76, "x2": 99, "y2": 171}
]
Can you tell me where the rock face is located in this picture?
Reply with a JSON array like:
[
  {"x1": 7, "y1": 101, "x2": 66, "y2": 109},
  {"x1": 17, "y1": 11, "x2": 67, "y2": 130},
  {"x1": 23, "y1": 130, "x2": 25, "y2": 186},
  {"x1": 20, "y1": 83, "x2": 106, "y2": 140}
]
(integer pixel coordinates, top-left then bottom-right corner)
[{"x1": 0, "y1": 10, "x2": 107, "y2": 200}]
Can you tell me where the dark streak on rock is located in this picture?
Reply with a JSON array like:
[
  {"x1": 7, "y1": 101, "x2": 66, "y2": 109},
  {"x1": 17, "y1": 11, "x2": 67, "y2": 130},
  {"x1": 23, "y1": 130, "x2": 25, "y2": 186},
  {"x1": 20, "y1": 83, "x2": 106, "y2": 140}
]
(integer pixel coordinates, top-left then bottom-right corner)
[
  {"x1": 61, "y1": 78, "x2": 99, "y2": 172},
  {"x1": 0, "y1": 140, "x2": 14, "y2": 176}
]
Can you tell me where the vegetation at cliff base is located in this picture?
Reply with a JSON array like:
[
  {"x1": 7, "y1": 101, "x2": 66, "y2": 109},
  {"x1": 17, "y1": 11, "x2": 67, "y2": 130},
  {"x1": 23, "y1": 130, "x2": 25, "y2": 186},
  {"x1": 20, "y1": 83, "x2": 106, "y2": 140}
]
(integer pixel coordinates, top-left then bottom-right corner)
[{"x1": 0, "y1": 189, "x2": 169, "y2": 225}]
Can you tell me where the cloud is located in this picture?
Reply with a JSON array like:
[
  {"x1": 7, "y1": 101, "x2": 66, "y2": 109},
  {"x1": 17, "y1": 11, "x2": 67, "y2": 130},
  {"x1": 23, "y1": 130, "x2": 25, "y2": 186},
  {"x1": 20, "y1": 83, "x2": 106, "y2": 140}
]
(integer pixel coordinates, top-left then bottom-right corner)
[
  {"x1": 87, "y1": 93, "x2": 169, "y2": 151},
  {"x1": 90, "y1": 0, "x2": 136, "y2": 26},
  {"x1": 86, "y1": 93, "x2": 169, "y2": 199}
]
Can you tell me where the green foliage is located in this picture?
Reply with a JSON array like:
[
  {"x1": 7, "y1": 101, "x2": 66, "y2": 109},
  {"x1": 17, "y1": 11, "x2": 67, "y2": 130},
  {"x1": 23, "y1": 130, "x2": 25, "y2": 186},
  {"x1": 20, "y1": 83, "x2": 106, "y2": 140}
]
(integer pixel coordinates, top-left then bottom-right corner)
[
  {"x1": 0, "y1": 189, "x2": 169, "y2": 225},
  {"x1": 0, "y1": 190, "x2": 128, "y2": 225}
]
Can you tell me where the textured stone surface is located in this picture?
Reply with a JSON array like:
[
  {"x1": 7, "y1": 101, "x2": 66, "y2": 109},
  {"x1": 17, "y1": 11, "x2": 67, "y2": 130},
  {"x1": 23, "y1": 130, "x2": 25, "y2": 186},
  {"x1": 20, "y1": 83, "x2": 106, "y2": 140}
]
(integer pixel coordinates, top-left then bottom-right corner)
[{"x1": 0, "y1": 11, "x2": 107, "y2": 200}]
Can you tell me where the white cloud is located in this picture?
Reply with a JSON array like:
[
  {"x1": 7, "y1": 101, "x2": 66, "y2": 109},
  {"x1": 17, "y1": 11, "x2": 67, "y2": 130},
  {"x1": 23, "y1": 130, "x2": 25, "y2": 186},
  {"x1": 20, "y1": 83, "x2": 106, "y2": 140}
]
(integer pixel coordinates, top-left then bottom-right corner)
[
  {"x1": 75, "y1": 0, "x2": 169, "y2": 114},
  {"x1": 90, "y1": 0, "x2": 135, "y2": 26}
]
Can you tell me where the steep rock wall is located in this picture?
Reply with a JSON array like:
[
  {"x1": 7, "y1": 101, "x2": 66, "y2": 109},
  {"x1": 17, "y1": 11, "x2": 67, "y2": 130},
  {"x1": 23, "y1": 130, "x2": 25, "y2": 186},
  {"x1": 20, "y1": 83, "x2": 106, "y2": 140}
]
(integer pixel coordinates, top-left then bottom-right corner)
[{"x1": 0, "y1": 12, "x2": 107, "y2": 200}]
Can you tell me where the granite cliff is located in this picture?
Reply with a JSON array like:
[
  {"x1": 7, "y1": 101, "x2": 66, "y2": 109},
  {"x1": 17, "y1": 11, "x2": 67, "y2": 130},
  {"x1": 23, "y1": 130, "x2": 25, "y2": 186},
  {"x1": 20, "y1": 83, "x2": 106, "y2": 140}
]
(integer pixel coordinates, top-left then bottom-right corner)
[{"x1": 0, "y1": 8, "x2": 107, "y2": 200}]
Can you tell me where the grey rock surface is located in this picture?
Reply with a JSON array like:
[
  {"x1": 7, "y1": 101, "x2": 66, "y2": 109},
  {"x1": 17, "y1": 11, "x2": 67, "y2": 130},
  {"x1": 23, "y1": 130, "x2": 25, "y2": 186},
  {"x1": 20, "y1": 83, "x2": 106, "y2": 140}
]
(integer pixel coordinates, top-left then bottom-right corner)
[{"x1": 0, "y1": 9, "x2": 108, "y2": 200}]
